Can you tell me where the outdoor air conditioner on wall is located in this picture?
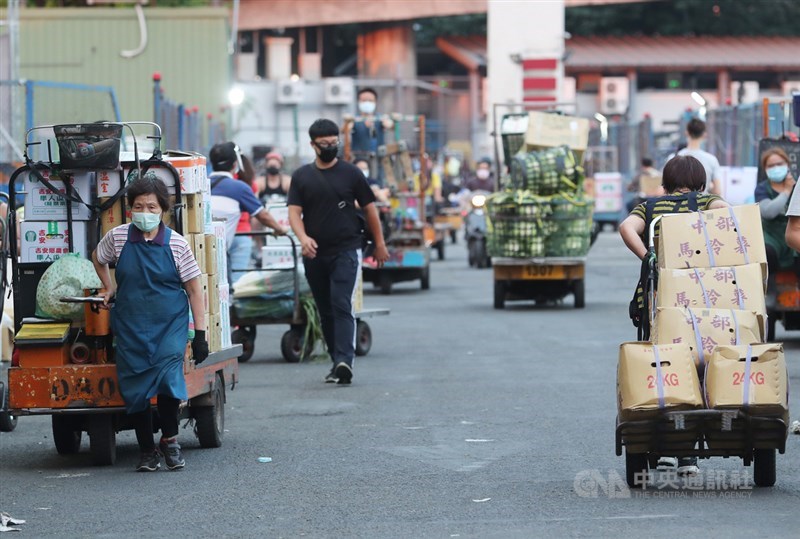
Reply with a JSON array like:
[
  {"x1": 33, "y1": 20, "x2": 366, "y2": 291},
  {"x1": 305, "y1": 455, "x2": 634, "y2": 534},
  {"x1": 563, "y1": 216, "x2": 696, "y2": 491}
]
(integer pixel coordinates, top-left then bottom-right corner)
[
  {"x1": 324, "y1": 78, "x2": 355, "y2": 105},
  {"x1": 782, "y1": 81, "x2": 800, "y2": 96},
  {"x1": 598, "y1": 77, "x2": 630, "y2": 115},
  {"x1": 730, "y1": 81, "x2": 759, "y2": 104},
  {"x1": 276, "y1": 79, "x2": 304, "y2": 105}
]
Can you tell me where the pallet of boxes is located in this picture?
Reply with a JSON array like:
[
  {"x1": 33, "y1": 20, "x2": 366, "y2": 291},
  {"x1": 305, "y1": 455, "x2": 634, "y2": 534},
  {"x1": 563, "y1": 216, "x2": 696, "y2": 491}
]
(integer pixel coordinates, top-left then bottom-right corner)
[
  {"x1": 488, "y1": 111, "x2": 595, "y2": 309},
  {"x1": 616, "y1": 204, "x2": 790, "y2": 488}
]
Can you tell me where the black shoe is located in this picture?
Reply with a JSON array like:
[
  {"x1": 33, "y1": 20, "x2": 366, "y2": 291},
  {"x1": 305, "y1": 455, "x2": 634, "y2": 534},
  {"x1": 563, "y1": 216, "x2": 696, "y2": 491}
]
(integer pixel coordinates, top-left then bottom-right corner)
[
  {"x1": 677, "y1": 457, "x2": 699, "y2": 477},
  {"x1": 324, "y1": 369, "x2": 339, "y2": 384},
  {"x1": 136, "y1": 449, "x2": 161, "y2": 472},
  {"x1": 159, "y1": 438, "x2": 185, "y2": 470},
  {"x1": 334, "y1": 362, "x2": 353, "y2": 385}
]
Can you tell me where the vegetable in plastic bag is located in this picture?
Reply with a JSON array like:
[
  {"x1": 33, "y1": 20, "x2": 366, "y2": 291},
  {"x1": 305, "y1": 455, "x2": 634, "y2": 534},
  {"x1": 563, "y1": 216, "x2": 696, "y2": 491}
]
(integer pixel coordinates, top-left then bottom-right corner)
[{"x1": 35, "y1": 253, "x2": 103, "y2": 320}]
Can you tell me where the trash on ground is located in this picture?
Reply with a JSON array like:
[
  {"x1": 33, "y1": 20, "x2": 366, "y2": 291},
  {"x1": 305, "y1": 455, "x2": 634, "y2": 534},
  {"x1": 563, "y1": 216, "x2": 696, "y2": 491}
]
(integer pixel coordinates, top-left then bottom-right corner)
[{"x1": 257, "y1": 457, "x2": 273, "y2": 463}]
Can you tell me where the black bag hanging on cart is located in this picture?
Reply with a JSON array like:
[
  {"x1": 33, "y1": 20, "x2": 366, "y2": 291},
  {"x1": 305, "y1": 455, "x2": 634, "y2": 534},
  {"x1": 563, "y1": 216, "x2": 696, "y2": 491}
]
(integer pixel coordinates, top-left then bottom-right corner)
[
  {"x1": 628, "y1": 192, "x2": 700, "y2": 340},
  {"x1": 53, "y1": 123, "x2": 122, "y2": 170}
]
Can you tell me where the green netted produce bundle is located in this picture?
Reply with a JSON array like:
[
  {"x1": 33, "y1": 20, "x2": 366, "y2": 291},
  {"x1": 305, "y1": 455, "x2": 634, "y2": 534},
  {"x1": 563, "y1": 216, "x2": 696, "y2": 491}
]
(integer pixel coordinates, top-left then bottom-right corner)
[
  {"x1": 545, "y1": 197, "x2": 594, "y2": 257},
  {"x1": 486, "y1": 191, "x2": 551, "y2": 257},
  {"x1": 508, "y1": 145, "x2": 583, "y2": 195}
]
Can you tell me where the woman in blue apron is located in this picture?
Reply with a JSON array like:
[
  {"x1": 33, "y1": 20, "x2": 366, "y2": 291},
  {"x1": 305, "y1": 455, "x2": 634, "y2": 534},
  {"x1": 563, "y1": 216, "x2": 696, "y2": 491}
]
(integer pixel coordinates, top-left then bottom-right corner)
[{"x1": 92, "y1": 174, "x2": 207, "y2": 471}]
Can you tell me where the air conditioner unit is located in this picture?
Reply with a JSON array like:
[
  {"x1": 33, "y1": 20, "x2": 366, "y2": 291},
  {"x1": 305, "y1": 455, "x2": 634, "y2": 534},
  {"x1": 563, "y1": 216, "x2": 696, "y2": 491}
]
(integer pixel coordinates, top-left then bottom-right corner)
[
  {"x1": 782, "y1": 80, "x2": 800, "y2": 96},
  {"x1": 730, "y1": 81, "x2": 759, "y2": 104},
  {"x1": 276, "y1": 79, "x2": 304, "y2": 105},
  {"x1": 324, "y1": 78, "x2": 355, "y2": 105},
  {"x1": 598, "y1": 77, "x2": 629, "y2": 115}
]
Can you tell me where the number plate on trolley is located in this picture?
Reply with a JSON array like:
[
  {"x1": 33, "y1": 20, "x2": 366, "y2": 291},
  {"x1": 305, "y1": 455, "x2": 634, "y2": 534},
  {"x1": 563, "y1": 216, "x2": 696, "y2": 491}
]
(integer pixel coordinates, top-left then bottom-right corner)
[{"x1": 523, "y1": 265, "x2": 565, "y2": 279}]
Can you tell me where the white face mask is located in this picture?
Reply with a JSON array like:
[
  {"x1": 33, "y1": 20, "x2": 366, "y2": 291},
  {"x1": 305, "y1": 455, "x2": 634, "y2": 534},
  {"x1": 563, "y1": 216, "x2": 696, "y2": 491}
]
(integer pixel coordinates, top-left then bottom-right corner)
[
  {"x1": 476, "y1": 169, "x2": 490, "y2": 180},
  {"x1": 359, "y1": 168, "x2": 369, "y2": 178},
  {"x1": 358, "y1": 101, "x2": 376, "y2": 115}
]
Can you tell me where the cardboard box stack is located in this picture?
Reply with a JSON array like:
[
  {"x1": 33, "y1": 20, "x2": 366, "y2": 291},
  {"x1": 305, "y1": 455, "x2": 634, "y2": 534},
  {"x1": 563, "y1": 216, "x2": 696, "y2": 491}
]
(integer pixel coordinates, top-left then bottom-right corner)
[
  {"x1": 617, "y1": 204, "x2": 789, "y2": 423},
  {"x1": 486, "y1": 112, "x2": 594, "y2": 259}
]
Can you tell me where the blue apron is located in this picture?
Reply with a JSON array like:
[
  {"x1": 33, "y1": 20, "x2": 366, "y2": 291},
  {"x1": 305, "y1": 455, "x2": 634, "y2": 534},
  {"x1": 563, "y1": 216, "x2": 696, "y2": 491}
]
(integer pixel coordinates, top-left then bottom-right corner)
[{"x1": 111, "y1": 224, "x2": 188, "y2": 414}]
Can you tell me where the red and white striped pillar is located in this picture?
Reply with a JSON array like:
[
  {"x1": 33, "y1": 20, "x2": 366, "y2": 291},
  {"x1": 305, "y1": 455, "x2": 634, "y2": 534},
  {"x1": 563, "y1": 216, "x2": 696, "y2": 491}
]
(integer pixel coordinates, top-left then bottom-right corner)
[{"x1": 522, "y1": 58, "x2": 560, "y2": 108}]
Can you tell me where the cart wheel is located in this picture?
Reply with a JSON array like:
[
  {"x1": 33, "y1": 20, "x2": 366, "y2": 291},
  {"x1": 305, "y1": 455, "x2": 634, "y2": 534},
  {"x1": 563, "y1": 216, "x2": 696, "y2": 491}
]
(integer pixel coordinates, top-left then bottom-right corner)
[
  {"x1": 231, "y1": 328, "x2": 255, "y2": 362},
  {"x1": 379, "y1": 274, "x2": 393, "y2": 295},
  {"x1": 0, "y1": 410, "x2": 17, "y2": 433},
  {"x1": 88, "y1": 415, "x2": 116, "y2": 466},
  {"x1": 281, "y1": 328, "x2": 307, "y2": 363},
  {"x1": 494, "y1": 281, "x2": 506, "y2": 309},
  {"x1": 194, "y1": 373, "x2": 225, "y2": 448},
  {"x1": 753, "y1": 448, "x2": 776, "y2": 487},
  {"x1": 355, "y1": 321, "x2": 372, "y2": 357},
  {"x1": 450, "y1": 230, "x2": 457, "y2": 244},
  {"x1": 625, "y1": 450, "x2": 649, "y2": 488},
  {"x1": 52, "y1": 415, "x2": 81, "y2": 454},
  {"x1": 437, "y1": 241, "x2": 445, "y2": 261},
  {"x1": 574, "y1": 279, "x2": 585, "y2": 309},
  {"x1": 421, "y1": 267, "x2": 430, "y2": 290},
  {"x1": 766, "y1": 314, "x2": 776, "y2": 342}
]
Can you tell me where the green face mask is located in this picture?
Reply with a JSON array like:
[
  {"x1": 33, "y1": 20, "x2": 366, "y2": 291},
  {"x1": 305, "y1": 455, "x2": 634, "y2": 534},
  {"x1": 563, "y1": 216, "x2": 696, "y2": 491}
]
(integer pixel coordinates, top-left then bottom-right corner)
[{"x1": 132, "y1": 211, "x2": 162, "y2": 232}]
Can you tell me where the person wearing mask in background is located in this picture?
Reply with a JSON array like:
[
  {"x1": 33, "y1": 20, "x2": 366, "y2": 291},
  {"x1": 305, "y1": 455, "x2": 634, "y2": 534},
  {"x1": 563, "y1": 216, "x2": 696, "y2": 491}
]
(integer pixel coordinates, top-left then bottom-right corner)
[
  {"x1": 354, "y1": 157, "x2": 390, "y2": 204},
  {"x1": 232, "y1": 154, "x2": 259, "y2": 274},
  {"x1": 345, "y1": 88, "x2": 394, "y2": 159},
  {"x1": 466, "y1": 158, "x2": 496, "y2": 193},
  {"x1": 756, "y1": 148, "x2": 797, "y2": 303},
  {"x1": 209, "y1": 142, "x2": 287, "y2": 285},
  {"x1": 677, "y1": 118, "x2": 722, "y2": 195},
  {"x1": 92, "y1": 174, "x2": 207, "y2": 472},
  {"x1": 257, "y1": 151, "x2": 291, "y2": 203},
  {"x1": 287, "y1": 119, "x2": 389, "y2": 385}
]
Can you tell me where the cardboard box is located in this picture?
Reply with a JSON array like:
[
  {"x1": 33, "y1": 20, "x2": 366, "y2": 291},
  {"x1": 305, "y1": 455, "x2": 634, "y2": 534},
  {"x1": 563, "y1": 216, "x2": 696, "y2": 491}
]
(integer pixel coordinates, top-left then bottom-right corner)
[
  {"x1": 20, "y1": 221, "x2": 88, "y2": 262},
  {"x1": 261, "y1": 245, "x2": 295, "y2": 270},
  {"x1": 188, "y1": 233, "x2": 205, "y2": 265},
  {"x1": 203, "y1": 233, "x2": 218, "y2": 275},
  {"x1": 657, "y1": 264, "x2": 766, "y2": 317},
  {"x1": 208, "y1": 313, "x2": 222, "y2": 353},
  {"x1": 718, "y1": 166, "x2": 758, "y2": 206},
  {"x1": 524, "y1": 111, "x2": 590, "y2": 154},
  {"x1": 185, "y1": 194, "x2": 205, "y2": 234},
  {"x1": 639, "y1": 173, "x2": 663, "y2": 198},
  {"x1": 657, "y1": 204, "x2": 767, "y2": 274},
  {"x1": 96, "y1": 169, "x2": 121, "y2": 198},
  {"x1": 207, "y1": 273, "x2": 220, "y2": 315},
  {"x1": 210, "y1": 220, "x2": 228, "y2": 284},
  {"x1": 200, "y1": 274, "x2": 210, "y2": 314},
  {"x1": 218, "y1": 283, "x2": 231, "y2": 349},
  {"x1": 24, "y1": 170, "x2": 93, "y2": 221},
  {"x1": 617, "y1": 342, "x2": 703, "y2": 421},
  {"x1": 705, "y1": 344, "x2": 788, "y2": 417},
  {"x1": 121, "y1": 151, "x2": 205, "y2": 194},
  {"x1": 652, "y1": 307, "x2": 764, "y2": 372},
  {"x1": 99, "y1": 197, "x2": 123, "y2": 237},
  {"x1": 202, "y1": 191, "x2": 213, "y2": 228}
]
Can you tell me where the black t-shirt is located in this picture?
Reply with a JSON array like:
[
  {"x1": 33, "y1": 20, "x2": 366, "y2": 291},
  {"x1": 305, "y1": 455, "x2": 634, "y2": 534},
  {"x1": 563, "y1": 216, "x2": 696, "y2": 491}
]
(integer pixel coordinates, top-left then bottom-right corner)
[{"x1": 287, "y1": 160, "x2": 376, "y2": 256}]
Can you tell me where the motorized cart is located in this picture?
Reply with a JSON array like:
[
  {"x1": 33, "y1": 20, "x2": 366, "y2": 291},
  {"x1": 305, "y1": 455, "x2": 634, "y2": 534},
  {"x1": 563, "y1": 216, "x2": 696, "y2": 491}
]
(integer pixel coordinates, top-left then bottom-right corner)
[
  {"x1": 4, "y1": 122, "x2": 241, "y2": 465},
  {"x1": 492, "y1": 256, "x2": 585, "y2": 309},
  {"x1": 231, "y1": 232, "x2": 389, "y2": 362}
]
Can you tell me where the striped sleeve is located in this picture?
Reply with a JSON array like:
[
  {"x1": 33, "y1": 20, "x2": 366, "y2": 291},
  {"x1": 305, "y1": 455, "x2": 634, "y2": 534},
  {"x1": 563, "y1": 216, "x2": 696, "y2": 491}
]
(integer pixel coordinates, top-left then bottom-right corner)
[
  {"x1": 700, "y1": 194, "x2": 722, "y2": 209},
  {"x1": 95, "y1": 224, "x2": 130, "y2": 265},
  {"x1": 630, "y1": 202, "x2": 646, "y2": 220},
  {"x1": 169, "y1": 232, "x2": 202, "y2": 283}
]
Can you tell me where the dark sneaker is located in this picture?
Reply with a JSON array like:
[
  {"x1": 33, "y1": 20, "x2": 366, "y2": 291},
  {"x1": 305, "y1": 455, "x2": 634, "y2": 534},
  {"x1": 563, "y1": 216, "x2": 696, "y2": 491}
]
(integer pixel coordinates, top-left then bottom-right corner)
[
  {"x1": 324, "y1": 368, "x2": 339, "y2": 384},
  {"x1": 136, "y1": 449, "x2": 161, "y2": 472},
  {"x1": 677, "y1": 456, "x2": 699, "y2": 477},
  {"x1": 334, "y1": 362, "x2": 353, "y2": 385},
  {"x1": 159, "y1": 438, "x2": 185, "y2": 470}
]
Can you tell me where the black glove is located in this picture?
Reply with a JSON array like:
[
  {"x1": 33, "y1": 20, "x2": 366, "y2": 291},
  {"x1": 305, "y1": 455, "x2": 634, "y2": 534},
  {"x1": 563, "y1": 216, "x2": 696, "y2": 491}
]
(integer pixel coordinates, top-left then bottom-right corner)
[{"x1": 192, "y1": 330, "x2": 209, "y2": 364}]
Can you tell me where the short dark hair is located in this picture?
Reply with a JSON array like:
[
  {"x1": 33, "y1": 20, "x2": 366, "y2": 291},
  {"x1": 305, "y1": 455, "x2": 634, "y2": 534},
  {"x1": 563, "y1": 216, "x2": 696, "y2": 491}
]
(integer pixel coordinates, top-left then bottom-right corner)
[
  {"x1": 126, "y1": 170, "x2": 171, "y2": 212},
  {"x1": 662, "y1": 155, "x2": 707, "y2": 193},
  {"x1": 353, "y1": 157, "x2": 370, "y2": 167},
  {"x1": 210, "y1": 141, "x2": 239, "y2": 171},
  {"x1": 357, "y1": 87, "x2": 378, "y2": 100},
  {"x1": 308, "y1": 119, "x2": 340, "y2": 141},
  {"x1": 686, "y1": 118, "x2": 706, "y2": 139},
  {"x1": 641, "y1": 157, "x2": 653, "y2": 168}
]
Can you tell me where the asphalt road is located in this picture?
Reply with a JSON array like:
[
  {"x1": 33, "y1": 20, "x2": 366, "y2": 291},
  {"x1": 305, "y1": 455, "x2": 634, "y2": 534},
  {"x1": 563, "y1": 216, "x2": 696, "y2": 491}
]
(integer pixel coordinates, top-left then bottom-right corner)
[{"x1": 2, "y1": 231, "x2": 800, "y2": 538}]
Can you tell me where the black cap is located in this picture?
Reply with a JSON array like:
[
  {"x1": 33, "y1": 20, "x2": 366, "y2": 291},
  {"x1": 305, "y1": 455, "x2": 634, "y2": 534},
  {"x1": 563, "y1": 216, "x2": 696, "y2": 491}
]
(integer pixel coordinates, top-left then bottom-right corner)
[{"x1": 210, "y1": 141, "x2": 238, "y2": 171}]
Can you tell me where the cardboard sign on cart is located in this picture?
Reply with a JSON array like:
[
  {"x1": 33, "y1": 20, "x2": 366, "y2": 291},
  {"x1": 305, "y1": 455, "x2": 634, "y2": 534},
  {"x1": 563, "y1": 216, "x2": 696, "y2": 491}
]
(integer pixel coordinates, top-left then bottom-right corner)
[
  {"x1": 264, "y1": 203, "x2": 296, "y2": 247},
  {"x1": 524, "y1": 111, "x2": 590, "y2": 159}
]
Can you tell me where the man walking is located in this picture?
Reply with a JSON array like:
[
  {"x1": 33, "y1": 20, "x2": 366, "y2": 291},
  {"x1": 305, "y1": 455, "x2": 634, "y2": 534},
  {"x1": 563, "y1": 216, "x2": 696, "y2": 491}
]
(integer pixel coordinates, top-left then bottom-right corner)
[
  {"x1": 209, "y1": 141, "x2": 287, "y2": 284},
  {"x1": 677, "y1": 118, "x2": 722, "y2": 195},
  {"x1": 287, "y1": 119, "x2": 389, "y2": 385}
]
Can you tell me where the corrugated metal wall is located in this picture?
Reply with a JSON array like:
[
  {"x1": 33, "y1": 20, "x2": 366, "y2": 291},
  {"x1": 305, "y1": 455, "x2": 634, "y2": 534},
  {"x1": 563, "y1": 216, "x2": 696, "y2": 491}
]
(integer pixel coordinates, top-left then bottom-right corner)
[{"x1": 8, "y1": 7, "x2": 230, "y2": 131}]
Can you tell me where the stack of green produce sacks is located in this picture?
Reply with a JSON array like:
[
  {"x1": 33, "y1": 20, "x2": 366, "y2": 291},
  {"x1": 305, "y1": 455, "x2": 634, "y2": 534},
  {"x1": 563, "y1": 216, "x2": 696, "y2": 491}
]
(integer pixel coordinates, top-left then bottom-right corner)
[{"x1": 487, "y1": 145, "x2": 593, "y2": 258}]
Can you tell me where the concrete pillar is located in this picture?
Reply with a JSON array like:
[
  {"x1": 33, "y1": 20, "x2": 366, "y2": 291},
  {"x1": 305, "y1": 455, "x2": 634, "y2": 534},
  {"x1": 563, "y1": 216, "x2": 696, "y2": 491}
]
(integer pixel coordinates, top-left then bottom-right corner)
[
  {"x1": 264, "y1": 36, "x2": 294, "y2": 80},
  {"x1": 627, "y1": 69, "x2": 638, "y2": 120},
  {"x1": 357, "y1": 25, "x2": 416, "y2": 115}
]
